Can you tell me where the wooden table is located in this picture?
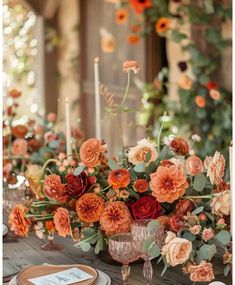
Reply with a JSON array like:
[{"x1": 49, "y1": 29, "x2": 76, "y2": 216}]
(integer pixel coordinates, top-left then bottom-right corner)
[{"x1": 3, "y1": 233, "x2": 232, "y2": 285}]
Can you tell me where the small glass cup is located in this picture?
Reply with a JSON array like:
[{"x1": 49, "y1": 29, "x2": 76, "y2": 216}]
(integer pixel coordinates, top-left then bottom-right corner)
[
  {"x1": 109, "y1": 233, "x2": 139, "y2": 284},
  {"x1": 131, "y1": 219, "x2": 165, "y2": 285}
]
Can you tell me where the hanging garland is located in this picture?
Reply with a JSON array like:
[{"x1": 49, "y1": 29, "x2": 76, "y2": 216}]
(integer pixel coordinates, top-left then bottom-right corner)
[{"x1": 108, "y1": 0, "x2": 232, "y2": 157}]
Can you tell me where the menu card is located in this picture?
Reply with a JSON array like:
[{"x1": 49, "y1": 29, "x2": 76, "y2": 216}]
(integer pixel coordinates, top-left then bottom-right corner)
[{"x1": 28, "y1": 267, "x2": 94, "y2": 285}]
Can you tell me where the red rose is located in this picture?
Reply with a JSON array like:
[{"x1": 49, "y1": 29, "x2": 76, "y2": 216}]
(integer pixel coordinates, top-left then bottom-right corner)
[
  {"x1": 176, "y1": 199, "x2": 194, "y2": 215},
  {"x1": 169, "y1": 215, "x2": 185, "y2": 232},
  {"x1": 206, "y1": 81, "x2": 218, "y2": 90},
  {"x1": 131, "y1": 196, "x2": 163, "y2": 220},
  {"x1": 65, "y1": 172, "x2": 88, "y2": 197}
]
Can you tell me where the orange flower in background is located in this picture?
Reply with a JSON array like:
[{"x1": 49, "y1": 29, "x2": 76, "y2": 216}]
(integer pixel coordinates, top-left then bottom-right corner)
[
  {"x1": 8, "y1": 88, "x2": 21, "y2": 98},
  {"x1": 115, "y1": 8, "x2": 128, "y2": 24},
  {"x1": 188, "y1": 261, "x2": 215, "y2": 282},
  {"x1": 150, "y1": 165, "x2": 189, "y2": 203},
  {"x1": 156, "y1": 17, "x2": 171, "y2": 34},
  {"x1": 130, "y1": 25, "x2": 141, "y2": 33},
  {"x1": 195, "y1": 96, "x2": 206, "y2": 108},
  {"x1": 100, "y1": 201, "x2": 132, "y2": 235},
  {"x1": 128, "y1": 34, "x2": 140, "y2": 44},
  {"x1": 209, "y1": 89, "x2": 221, "y2": 101},
  {"x1": 178, "y1": 74, "x2": 193, "y2": 90},
  {"x1": 170, "y1": 137, "x2": 189, "y2": 155},
  {"x1": 80, "y1": 138, "x2": 106, "y2": 168},
  {"x1": 134, "y1": 179, "x2": 148, "y2": 193},
  {"x1": 76, "y1": 193, "x2": 105, "y2": 223},
  {"x1": 11, "y1": 138, "x2": 28, "y2": 156},
  {"x1": 12, "y1": 125, "x2": 28, "y2": 138},
  {"x1": 101, "y1": 35, "x2": 116, "y2": 53},
  {"x1": 45, "y1": 220, "x2": 56, "y2": 233},
  {"x1": 130, "y1": 0, "x2": 152, "y2": 14},
  {"x1": 108, "y1": 169, "x2": 131, "y2": 189},
  {"x1": 8, "y1": 204, "x2": 30, "y2": 237},
  {"x1": 206, "y1": 81, "x2": 218, "y2": 90},
  {"x1": 43, "y1": 174, "x2": 67, "y2": 203},
  {"x1": 123, "y1": 60, "x2": 139, "y2": 73},
  {"x1": 54, "y1": 207, "x2": 71, "y2": 237}
]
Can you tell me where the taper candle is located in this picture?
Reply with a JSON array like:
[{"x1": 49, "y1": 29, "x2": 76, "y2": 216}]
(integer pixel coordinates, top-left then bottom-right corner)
[
  {"x1": 94, "y1": 57, "x2": 101, "y2": 140},
  {"x1": 65, "y1": 97, "x2": 72, "y2": 159}
]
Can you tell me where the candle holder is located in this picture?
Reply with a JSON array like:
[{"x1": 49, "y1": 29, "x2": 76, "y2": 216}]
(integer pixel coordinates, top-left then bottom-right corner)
[{"x1": 40, "y1": 235, "x2": 63, "y2": 251}]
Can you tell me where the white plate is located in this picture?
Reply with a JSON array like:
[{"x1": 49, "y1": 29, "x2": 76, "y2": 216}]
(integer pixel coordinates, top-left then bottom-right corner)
[{"x1": 3, "y1": 224, "x2": 8, "y2": 236}]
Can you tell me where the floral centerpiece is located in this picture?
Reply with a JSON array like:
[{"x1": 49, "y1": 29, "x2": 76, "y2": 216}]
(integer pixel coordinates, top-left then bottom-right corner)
[{"x1": 9, "y1": 132, "x2": 232, "y2": 282}]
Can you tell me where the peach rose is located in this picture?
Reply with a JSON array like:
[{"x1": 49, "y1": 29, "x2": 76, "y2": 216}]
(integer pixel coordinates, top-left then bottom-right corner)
[
  {"x1": 80, "y1": 138, "x2": 106, "y2": 168},
  {"x1": 178, "y1": 75, "x2": 193, "y2": 90},
  {"x1": 123, "y1": 60, "x2": 139, "y2": 74},
  {"x1": 53, "y1": 207, "x2": 71, "y2": 237},
  {"x1": 161, "y1": 231, "x2": 192, "y2": 266},
  {"x1": 185, "y1": 155, "x2": 203, "y2": 176},
  {"x1": 128, "y1": 138, "x2": 157, "y2": 165},
  {"x1": 195, "y1": 96, "x2": 206, "y2": 108},
  {"x1": 207, "y1": 151, "x2": 225, "y2": 185},
  {"x1": 209, "y1": 89, "x2": 221, "y2": 100},
  {"x1": 11, "y1": 138, "x2": 28, "y2": 156},
  {"x1": 202, "y1": 228, "x2": 214, "y2": 241},
  {"x1": 8, "y1": 204, "x2": 30, "y2": 237},
  {"x1": 188, "y1": 261, "x2": 215, "y2": 282},
  {"x1": 189, "y1": 225, "x2": 201, "y2": 235},
  {"x1": 204, "y1": 156, "x2": 212, "y2": 170},
  {"x1": 211, "y1": 190, "x2": 231, "y2": 217}
]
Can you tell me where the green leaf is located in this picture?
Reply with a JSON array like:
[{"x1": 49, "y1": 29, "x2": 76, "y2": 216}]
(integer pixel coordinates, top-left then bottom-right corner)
[
  {"x1": 148, "y1": 243, "x2": 161, "y2": 258},
  {"x1": 95, "y1": 230, "x2": 104, "y2": 254},
  {"x1": 74, "y1": 165, "x2": 85, "y2": 176},
  {"x1": 78, "y1": 241, "x2": 91, "y2": 252},
  {"x1": 49, "y1": 140, "x2": 59, "y2": 149},
  {"x1": 107, "y1": 158, "x2": 119, "y2": 170},
  {"x1": 192, "y1": 206, "x2": 204, "y2": 215},
  {"x1": 197, "y1": 244, "x2": 217, "y2": 263},
  {"x1": 216, "y1": 230, "x2": 231, "y2": 245},
  {"x1": 204, "y1": 0, "x2": 214, "y2": 14},
  {"x1": 133, "y1": 163, "x2": 145, "y2": 173},
  {"x1": 183, "y1": 231, "x2": 196, "y2": 242},
  {"x1": 224, "y1": 264, "x2": 230, "y2": 277},
  {"x1": 147, "y1": 220, "x2": 159, "y2": 231},
  {"x1": 128, "y1": 188, "x2": 140, "y2": 199},
  {"x1": 193, "y1": 174, "x2": 207, "y2": 192}
]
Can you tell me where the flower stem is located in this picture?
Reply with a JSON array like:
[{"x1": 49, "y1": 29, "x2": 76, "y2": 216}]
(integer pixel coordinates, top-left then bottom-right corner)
[
  {"x1": 183, "y1": 194, "x2": 215, "y2": 199},
  {"x1": 157, "y1": 111, "x2": 167, "y2": 152}
]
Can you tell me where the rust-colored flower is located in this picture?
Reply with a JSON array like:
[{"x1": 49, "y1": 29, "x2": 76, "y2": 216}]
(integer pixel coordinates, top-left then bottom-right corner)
[
  {"x1": 155, "y1": 17, "x2": 171, "y2": 34},
  {"x1": 8, "y1": 204, "x2": 30, "y2": 237},
  {"x1": 27, "y1": 138, "x2": 42, "y2": 152},
  {"x1": 170, "y1": 137, "x2": 189, "y2": 155},
  {"x1": 12, "y1": 125, "x2": 28, "y2": 138},
  {"x1": 100, "y1": 201, "x2": 132, "y2": 235},
  {"x1": 176, "y1": 199, "x2": 193, "y2": 215},
  {"x1": 150, "y1": 165, "x2": 189, "y2": 203},
  {"x1": 76, "y1": 193, "x2": 105, "y2": 223},
  {"x1": 157, "y1": 216, "x2": 170, "y2": 229},
  {"x1": 45, "y1": 220, "x2": 55, "y2": 233},
  {"x1": 188, "y1": 261, "x2": 215, "y2": 282},
  {"x1": 134, "y1": 179, "x2": 148, "y2": 193},
  {"x1": 123, "y1": 60, "x2": 139, "y2": 73},
  {"x1": 53, "y1": 207, "x2": 71, "y2": 237},
  {"x1": 195, "y1": 96, "x2": 206, "y2": 108},
  {"x1": 8, "y1": 88, "x2": 21, "y2": 98},
  {"x1": 108, "y1": 169, "x2": 131, "y2": 189},
  {"x1": 185, "y1": 155, "x2": 203, "y2": 176},
  {"x1": 43, "y1": 174, "x2": 67, "y2": 203},
  {"x1": 80, "y1": 138, "x2": 106, "y2": 168},
  {"x1": 11, "y1": 138, "x2": 28, "y2": 156},
  {"x1": 116, "y1": 8, "x2": 128, "y2": 24},
  {"x1": 101, "y1": 35, "x2": 116, "y2": 53},
  {"x1": 130, "y1": 0, "x2": 152, "y2": 14},
  {"x1": 128, "y1": 34, "x2": 140, "y2": 44},
  {"x1": 169, "y1": 215, "x2": 185, "y2": 232}
]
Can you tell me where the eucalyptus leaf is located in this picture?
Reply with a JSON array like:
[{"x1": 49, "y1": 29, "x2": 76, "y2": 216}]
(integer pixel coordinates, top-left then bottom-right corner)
[
  {"x1": 216, "y1": 230, "x2": 231, "y2": 245},
  {"x1": 77, "y1": 241, "x2": 91, "y2": 252},
  {"x1": 193, "y1": 174, "x2": 207, "y2": 192},
  {"x1": 74, "y1": 165, "x2": 85, "y2": 176},
  {"x1": 224, "y1": 264, "x2": 230, "y2": 277},
  {"x1": 192, "y1": 206, "x2": 204, "y2": 215},
  {"x1": 197, "y1": 244, "x2": 217, "y2": 263},
  {"x1": 183, "y1": 231, "x2": 196, "y2": 242},
  {"x1": 107, "y1": 158, "x2": 119, "y2": 170},
  {"x1": 133, "y1": 163, "x2": 145, "y2": 173},
  {"x1": 49, "y1": 140, "x2": 59, "y2": 149},
  {"x1": 147, "y1": 220, "x2": 159, "y2": 231}
]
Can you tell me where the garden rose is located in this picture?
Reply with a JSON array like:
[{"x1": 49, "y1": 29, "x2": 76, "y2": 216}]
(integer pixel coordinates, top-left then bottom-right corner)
[
  {"x1": 195, "y1": 96, "x2": 206, "y2": 108},
  {"x1": 211, "y1": 190, "x2": 231, "y2": 216},
  {"x1": 188, "y1": 261, "x2": 215, "y2": 282},
  {"x1": 65, "y1": 172, "x2": 88, "y2": 197},
  {"x1": 207, "y1": 151, "x2": 225, "y2": 185},
  {"x1": 176, "y1": 199, "x2": 193, "y2": 215},
  {"x1": 189, "y1": 225, "x2": 201, "y2": 235},
  {"x1": 209, "y1": 89, "x2": 221, "y2": 101},
  {"x1": 185, "y1": 155, "x2": 203, "y2": 176},
  {"x1": 11, "y1": 138, "x2": 28, "y2": 156},
  {"x1": 131, "y1": 196, "x2": 162, "y2": 219},
  {"x1": 202, "y1": 228, "x2": 214, "y2": 242},
  {"x1": 8, "y1": 204, "x2": 30, "y2": 237},
  {"x1": 43, "y1": 174, "x2": 67, "y2": 202},
  {"x1": 133, "y1": 179, "x2": 148, "y2": 193},
  {"x1": 170, "y1": 137, "x2": 189, "y2": 155},
  {"x1": 123, "y1": 60, "x2": 139, "y2": 73},
  {"x1": 108, "y1": 169, "x2": 131, "y2": 189},
  {"x1": 54, "y1": 207, "x2": 71, "y2": 237},
  {"x1": 161, "y1": 231, "x2": 192, "y2": 266},
  {"x1": 128, "y1": 138, "x2": 157, "y2": 165},
  {"x1": 169, "y1": 215, "x2": 185, "y2": 232}
]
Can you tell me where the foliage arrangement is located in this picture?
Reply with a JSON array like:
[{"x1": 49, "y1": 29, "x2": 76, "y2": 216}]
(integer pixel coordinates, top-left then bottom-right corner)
[{"x1": 109, "y1": 0, "x2": 232, "y2": 156}]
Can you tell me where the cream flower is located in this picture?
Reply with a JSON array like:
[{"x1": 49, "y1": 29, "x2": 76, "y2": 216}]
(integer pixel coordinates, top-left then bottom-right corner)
[
  {"x1": 207, "y1": 151, "x2": 225, "y2": 185},
  {"x1": 178, "y1": 75, "x2": 193, "y2": 90},
  {"x1": 161, "y1": 231, "x2": 192, "y2": 266},
  {"x1": 128, "y1": 138, "x2": 157, "y2": 165},
  {"x1": 26, "y1": 164, "x2": 43, "y2": 182},
  {"x1": 211, "y1": 190, "x2": 231, "y2": 217}
]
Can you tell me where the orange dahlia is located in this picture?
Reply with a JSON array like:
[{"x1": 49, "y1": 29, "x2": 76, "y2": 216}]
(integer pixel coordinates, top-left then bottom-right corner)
[
  {"x1": 100, "y1": 201, "x2": 132, "y2": 235},
  {"x1": 115, "y1": 8, "x2": 128, "y2": 24},
  {"x1": 76, "y1": 193, "x2": 105, "y2": 223},
  {"x1": 128, "y1": 34, "x2": 140, "y2": 44},
  {"x1": 53, "y1": 207, "x2": 71, "y2": 237},
  {"x1": 8, "y1": 204, "x2": 30, "y2": 237},
  {"x1": 108, "y1": 169, "x2": 131, "y2": 189},
  {"x1": 130, "y1": 0, "x2": 152, "y2": 14},
  {"x1": 12, "y1": 125, "x2": 28, "y2": 138},
  {"x1": 170, "y1": 137, "x2": 189, "y2": 155},
  {"x1": 150, "y1": 165, "x2": 189, "y2": 203},
  {"x1": 155, "y1": 17, "x2": 171, "y2": 34}
]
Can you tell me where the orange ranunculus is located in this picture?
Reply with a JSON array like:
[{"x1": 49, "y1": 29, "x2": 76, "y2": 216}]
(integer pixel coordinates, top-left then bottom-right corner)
[
  {"x1": 185, "y1": 155, "x2": 203, "y2": 176},
  {"x1": 115, "y1": 8, "x2": 128, "y2": 24},
  {"x1": 8, "y1": 88, "x2": 21, "y2": 98},
  {"x1": 8, "y1": 204, "x2": 30, "y2": 237},
  {"x1": 108, "y1": 169, "x2": 131, "y2": 189},
  {"x1": 155, "y1": 17, "x2": 171, "y2": 34},
  {"x1": 188, "y1": 261, "x2": 215, "y2": 282},
  {"x1": 195, "y1": 96, "x2": 206, "y2": 108},
  {"x1": 134, "y1": 179, "x2": 148, "y2": 193},
  {"x1": 12, "y1": 125, "x2": 28, "y2": 138},
  {"x1": 80, "y1": 138, "x2": 106, "y2": 168},
  {"x1": 100, "y1": 201, "x2": 132, "y2": 235},
  {"x1": 43, "y1": 174, "x2": 67, "y2": 203},
  {"x1": 150, "y1": 165, "x2": 189, "y2": 203},
  {"x1": 53, "y1": 207, "x2": 71, "y2": 237},
  {"x1": 45, "y1": 220, "x2": 56, "y2": 233},
  {"x1": 123, "y1": 60, "x2": 139, "y2": 73},
  {"x1": 76, "y1": 193, "x2": 105, "y2": 223},
  {"x1": 170, "y1": 137, "x2": 189, "y2": 155},
  {"x1": 128, "y1": 34, "x2": 140, "y2": 44},
  {"x1": 130, "y1": 0, "x2": 152, "y2": 14}
]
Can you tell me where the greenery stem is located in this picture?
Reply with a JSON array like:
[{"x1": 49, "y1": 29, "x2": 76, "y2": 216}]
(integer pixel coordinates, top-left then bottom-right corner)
[{"x1": 157, "y1": 111, "x2": 167, "y2": 152}]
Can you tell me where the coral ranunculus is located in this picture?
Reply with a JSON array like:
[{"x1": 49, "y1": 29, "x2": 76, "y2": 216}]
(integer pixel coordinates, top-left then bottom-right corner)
[
  {"x1": 188, "y1": 261, "x2": 215, "y2": 282},
  {"x1": 80, "y1": 138, "x2": 106, "y2": 168},
  {"x1": 169, "y1": 215, "x2": 185, "y2": 232},
  {"x1": 185, "y1": 155, "x2": 203, "y2": 176},
  {"x1": 100, "y1": 201, "x2": 132, "y2": 235},
  {"x1": 130, "y1": 0, "x2": 152, "y2": 14},
  {"x1": 133, "y1": 179, "x2": 148, "y2": 193},
  {"x1": 76, "y1": 193, "x2": 105, "y2": 223},
  {"x1": 150, "y1": 165, "x2": 189, "y2": 203},
  {"x1": 43, "y1": 174, "x2": 67, "y2": 202},
  {"x1": 108, "y1": 169, "x2": 131, "y2": 189},
  {"x1": 54, "y1": 207, "x2": 71, "y2": 237},
  {"x1": 12, "y1": 125, "x2": 28, "y2": 138},
  {"x1": 11, "y1": 138, "x2": 28, "y2": 156},
  {"x1": 207, "y1": 151, "x2": 225, "y2": 185},
  {"x1": 131, "y1": 196, "x2": 162, "y2": 219},
  {"x1": 170, "y1": 137, "x2": 189, "y2": 155},
  {"x1": 65, "y1": 172, "x2": 88, "y2": 197},
  {"x1": 156, "y1": 17, "x2": 171, "y2": 34},
  {"x1": 8, "y1": 204, "x2": 30, "y2": 237}
]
